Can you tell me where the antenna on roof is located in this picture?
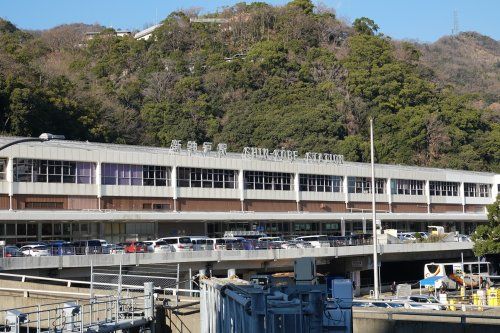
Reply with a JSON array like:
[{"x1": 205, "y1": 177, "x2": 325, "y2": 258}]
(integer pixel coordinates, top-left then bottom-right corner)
[{"x1": 452, "y1": 10, "x2": 460, "y2": 35}]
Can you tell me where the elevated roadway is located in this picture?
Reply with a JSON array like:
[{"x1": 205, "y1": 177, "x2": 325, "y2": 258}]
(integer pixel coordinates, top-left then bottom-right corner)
[{"x1": 0, "y1": 242, "x2": 474, "y2": 273}]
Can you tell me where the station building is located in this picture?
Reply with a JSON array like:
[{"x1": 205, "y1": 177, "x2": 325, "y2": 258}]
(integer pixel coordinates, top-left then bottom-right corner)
[{"x1": 0, "y1": 136, "x2": 498, "y2": 244}]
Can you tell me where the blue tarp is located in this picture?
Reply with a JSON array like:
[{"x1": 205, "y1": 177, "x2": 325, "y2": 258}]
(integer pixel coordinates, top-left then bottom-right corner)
[{"x1": 419, "y1": 276, "x2": 444, "y2": 287}]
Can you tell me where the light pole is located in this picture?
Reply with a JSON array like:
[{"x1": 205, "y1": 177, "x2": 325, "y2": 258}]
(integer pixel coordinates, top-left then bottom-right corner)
[
  {"x1": 370, "y1": 118, "x2": 380, "y2": 299},
  {"x1": 1, "y1": 133, "x2": 65, "y2": 211},
  {"x1": 0, "y1": 133, "x2": 65, "y2": 152}
]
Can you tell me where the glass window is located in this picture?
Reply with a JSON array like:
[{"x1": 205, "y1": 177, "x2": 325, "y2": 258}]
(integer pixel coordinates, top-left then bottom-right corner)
[
  {"x1": 101, "y1": 163, "x2": 169, "y2": 186},
  {"x1": 299, "y1": 174, "x2": 343, "y2": 193},
  {"x1": 391, "y1": 179, "x2": 424, "y2": 195},
  {"x1": 62, "y1": 161, "x2": 76, "y2": 183},
  {"x1": 48, "y1": 160, "x2": 63, "y2": 182},
  {"x1": 0, "y1": 158, "x2": 6, "y2": 180},
  {"x1": 17, "y1": 223, "x2": 26, "y2": 236},
  {"x1": 6, "y1": 223, "x2": 15, "y2": 236},
  {"x1": 177, "y1": 168, "x2": 236, "y2": 189},
  {"x1": 348, "y1": 177, "x2": 385, "y2": 194},
  {"x1": 27, "y1": 223, "x2": 37, "y2": 236},
  {"x1": 429, "y1": 181, "x2": 459, "y2": 196},
  {"x1": 76, "y1": 162, "x2": 95, "y2": 184},
  {"x1": 14, "y1": 159, "x2": 96, "y2": 184},
  {"x1": 465, "y1": 183, "x2": 491, "y2": 198},
  {"x1": 14, "y1": 159, "x2": 33, "y2": 182},
  {"x1": 42, "y1": 223, "x2": 52, "y2": 236},
  {"x1": 244, "y1": 171, "x2": 293, "y2": 191}
]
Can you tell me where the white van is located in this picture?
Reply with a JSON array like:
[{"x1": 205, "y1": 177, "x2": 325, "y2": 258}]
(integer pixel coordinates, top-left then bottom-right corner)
[
  {"x1": 207, "y1": 238, "x2": 243, "y2": 250},
  {"x1": 189, "y1": 236, "x2": 210, "y2": 251},
  {"x1": 158, "y1": 237, "x2": 193, "y2": 252},
  {"x1": 294, "y1": 235, "x2": 329, "y2": 248}
]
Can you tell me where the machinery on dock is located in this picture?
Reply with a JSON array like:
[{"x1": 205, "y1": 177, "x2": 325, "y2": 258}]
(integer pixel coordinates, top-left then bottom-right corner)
[{"x1": 200, "y1": 257, "x2": 353, "y2": 333}]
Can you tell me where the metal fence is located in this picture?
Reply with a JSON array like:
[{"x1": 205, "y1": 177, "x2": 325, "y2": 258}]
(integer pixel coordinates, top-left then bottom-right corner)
[
  {"x1": 0, "y1": 235, "x2": 470, "y2": 258},
  {"x1": 0, "y1": 283, "x2": 155, "y2": 333},
  {"x1": 90, "y1": 259, "x2": 180, "y2": 297}
]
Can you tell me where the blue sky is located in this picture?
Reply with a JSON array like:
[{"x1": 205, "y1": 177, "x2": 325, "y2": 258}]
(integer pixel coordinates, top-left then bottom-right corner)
[{"x1": 1, "y1": 0, "x2": 498, "y2": 42}]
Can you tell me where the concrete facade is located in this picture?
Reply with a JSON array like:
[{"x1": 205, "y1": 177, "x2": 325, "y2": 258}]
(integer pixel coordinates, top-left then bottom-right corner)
[{"x1": 0, "y1": 136, "x2": 497, "y2": 243}]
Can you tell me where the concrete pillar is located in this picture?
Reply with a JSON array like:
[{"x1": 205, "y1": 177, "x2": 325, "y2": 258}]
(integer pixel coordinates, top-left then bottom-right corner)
[
  {"x1": 96, "y1": 162, "x2": 102, "y2": 210},
  {"x1": 238, "y1": 169, "x2": 244, "y2": 211},
  {"x1": 341, "y1": 218, "x2": 346, "y2": 237},
  {"x1": 227, "y1": 268, "x2": 236, "y2": 278},
  {"x1": 7, "y1": 157, "x2": 13, "y2": 210},
  {"x1": 294, "y1": 173, "x2": 300, "y2": 212},
  {"x1": 343, "y1": 176, "x2": 349, "y2": 207},
  {"x1": 386, "y1": 178, "x2": 392, "y2": 212},
  {"x1": 351, "y1": 271, "x2": 361, "y2": 297},
  {"x1": 171, "y1": 166, "x2": 178, "y2": 212},
  {"x1": 425, "y1": 180, "x2": 431, "y2": 213},
  {"x1": 144, "y1": 282, "x2": 155, "y2": 321},
  {"x1": 362, "y1": 218, "x2": 366, "y2": 234},
  {"x1": 460, "y1": 182, "x2": 465, "y2": 213},
  {"x1": 37, "y1": 222, "x2": 42, "y2": 242}
]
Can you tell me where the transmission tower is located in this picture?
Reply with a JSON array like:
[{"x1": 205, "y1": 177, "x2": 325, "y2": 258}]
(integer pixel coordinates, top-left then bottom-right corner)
[{"x1": 452, "y1": 10, "x2": 460, "y2": 35}]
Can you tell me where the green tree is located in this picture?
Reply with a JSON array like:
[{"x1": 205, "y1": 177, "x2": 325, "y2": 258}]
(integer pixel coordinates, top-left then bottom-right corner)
[
  {"x1": 472, "y1": 195, "x2": 500, "y2": 257},
  {"x1": 288, "y1": 0, "x2": 314, "y2": 14},
  {"x1": 353, "y1": 17, "x2": 379, "y2": 35}
]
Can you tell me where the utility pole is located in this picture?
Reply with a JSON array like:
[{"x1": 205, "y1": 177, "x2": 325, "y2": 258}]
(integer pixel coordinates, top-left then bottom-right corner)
[
  {"x1": 452, "y1": 10, "x2": 459, "y2": 35},
  {"x1": 370, "y1": 118, "x2": 380, "y2": 299}
]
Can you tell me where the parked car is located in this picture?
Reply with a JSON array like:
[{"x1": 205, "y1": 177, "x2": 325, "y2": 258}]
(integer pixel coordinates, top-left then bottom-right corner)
[
  {"x1": 189, "y1": 237, "x2": 210, "y2": 251},
  {"x1": 416, "y1": 232, "x2": 429, "y2": 239},
  {"x1": 106, "y1": 244, "x2": 125, "y2": 254},
  {"x1": 406, "y1": 296, "x2": 446, "y2": 310},
  {"x1": 48, "y1": 241, "x2": 75, "y2": 255},
  {"x1": 398, "y1": 233, "x2": 417, "y2": 242},
  {"x1": 352, "y1": 301, "x2": 374, "y2": 308},
  {"x1": 142, "y1": 241, "x2": 157, "y2": 252},
  {"x1": 73, "y1": 240, "x2": 107, "y2": 254},
  {"x1": 152, "y1": 241, "x2": 172, "y2": 253},
  {"x1": 280, "y1": 241, "x2": 300, "y2": 249},
  {"x1": 454, "y1": 234, "x2": 471, "y2": 242},
  {"x1": 207, "y1": 238, "x2": 234, "y2": 251},
  {"x1": 20, "y1": 244, "x2": 50, "y2": 257},
  {"x1": 294, "y1": 235, "x2": 329, "y2": 248},
  {"x1": 121, "y1": 241, "x2": 146, "y2": 253},
  {"x1": 371, "y1": 301, "x2": 405, "y2": 309},
  {"x1": 159, "y1": 237, "x2": 193, "y2": 252},
  {"x1": 2, "y1": 246, "x2": 23, "y2": 257}
]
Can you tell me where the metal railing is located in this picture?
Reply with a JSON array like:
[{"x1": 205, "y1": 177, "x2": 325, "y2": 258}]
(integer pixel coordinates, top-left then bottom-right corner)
[
  {"x1": 353, "y1": 307, "x2": 500, "y2": 324},
  {"x1": 0, "y1": 285, "x2": 155, "y2": 333},
  {"x1": 0, "y1": 272, "x2": 201, "y2": 298},
  {"x1": 0, "y1": 235, "x2": 470, "y2": 259}
]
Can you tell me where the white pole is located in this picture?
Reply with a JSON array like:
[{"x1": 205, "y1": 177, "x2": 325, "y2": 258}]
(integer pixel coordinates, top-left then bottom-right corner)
[
  {"x1": 461, "y1": 252, "x2": 465, "y2": 293},
  {"x1": 90, "y1": 259, "x2": 94, "y2": 300},
  {"x1": 370, "y1": 118, "x2": 380, "y2": 299}
]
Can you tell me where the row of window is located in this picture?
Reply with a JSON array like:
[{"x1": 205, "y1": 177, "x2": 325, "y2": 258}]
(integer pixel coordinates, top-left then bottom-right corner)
[
  {"x1": 391, "y1": 179, "x2": 425, "y2": 195},
  {"x1": 347, "y1": 177, "x2": 386, "y2": 194},
  {"x1": 177, "y1": 168, "x2": 237, "y2": 189},
  {"x1": 244, "y1": 171, "x2": 292, "y2": 191},
  {"x1": 464, "y1": 183, "x2": 491, "y2": 197},
  {"x1": 299, "y1": 174, "x2": 343, "y2": 193},
  {"x1": 2, "y1": 158, "x2": 496, "y2": 197},
  {"x1": 13, "y1": 159, "x2": 95, "y2": 184},
  {"x1": 429, "y1": 181, "x2": 459, "y2": 197},
  {"x1": 102, "y1": 164, "x2": 170, "y2": 186}
]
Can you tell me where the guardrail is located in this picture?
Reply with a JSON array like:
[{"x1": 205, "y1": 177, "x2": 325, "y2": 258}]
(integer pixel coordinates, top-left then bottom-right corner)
[
  {"x1": 0, "y1": 236, "x2": 472, "y2": 259},
  {"x1": 0, "y1": 272, "x2": 201, "y2": 298},
  {"x1": 354, "y1": 307, "x2": 500, "y2": 324},
  {"x1": 0, "y1": 286, "x2": 154, "y2": 333}
]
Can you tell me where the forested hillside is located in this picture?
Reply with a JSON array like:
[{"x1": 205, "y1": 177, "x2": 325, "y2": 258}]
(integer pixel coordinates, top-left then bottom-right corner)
[{"x1": 0, "y1": 0, "x2": 498, "y2": 172}]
